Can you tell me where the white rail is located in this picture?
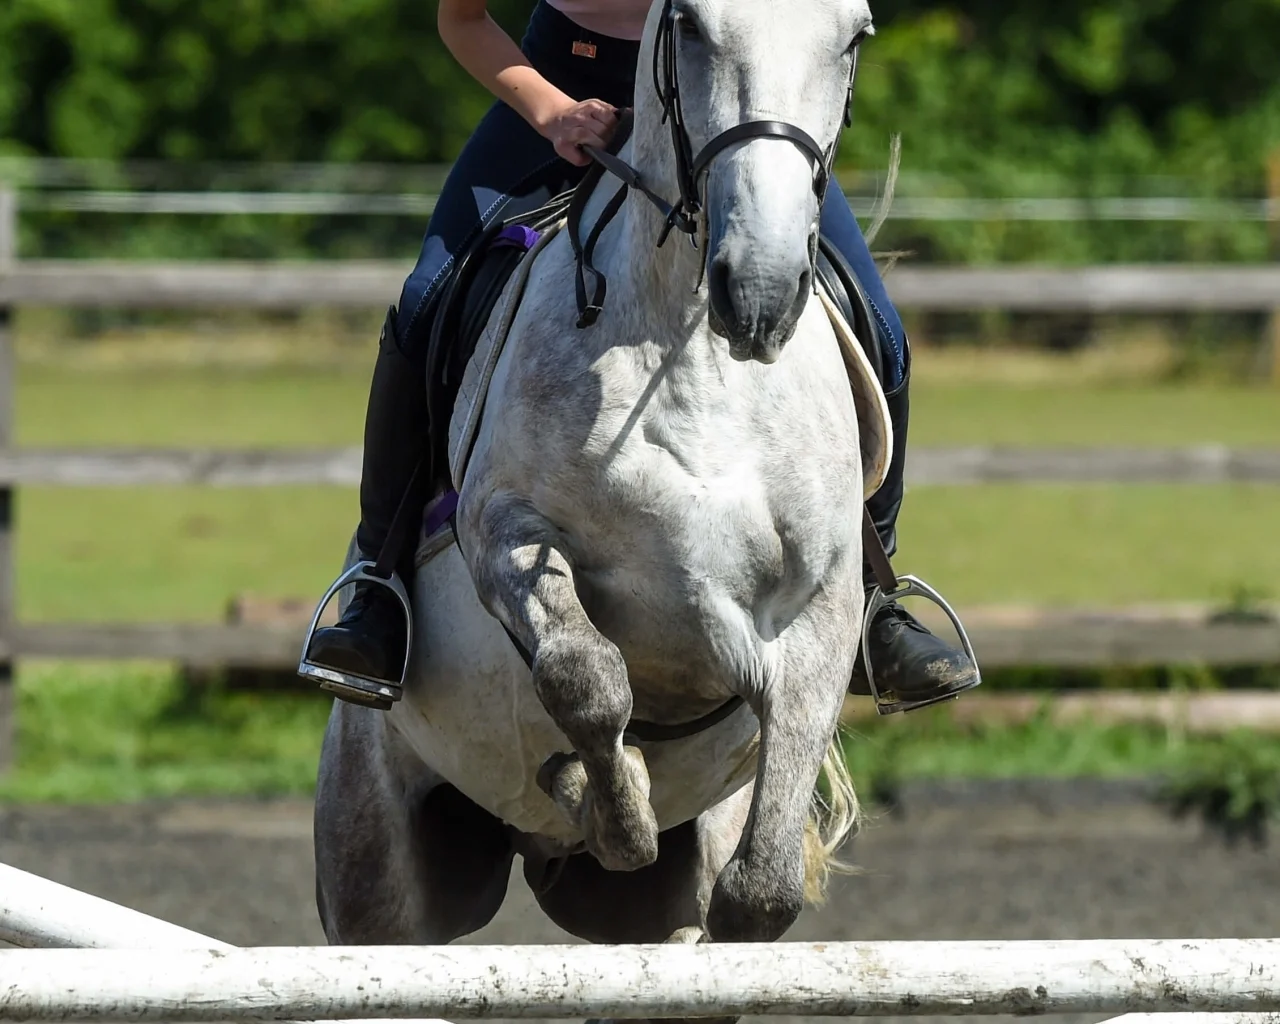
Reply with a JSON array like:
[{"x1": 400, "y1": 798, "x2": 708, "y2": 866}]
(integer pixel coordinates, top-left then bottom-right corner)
[
  {"x1": 0, "y1": 863, "x2": 219, "y2": 951},
  {"x1": 0, "y1": 939, "x2": 1278, "y2": 1021},
  {"x1": 0, "y1": 863, "x2": 448, "y2": 1024},
  {"x1": 3, "y1": 863, "x2": 1278, "y2": 1024}
]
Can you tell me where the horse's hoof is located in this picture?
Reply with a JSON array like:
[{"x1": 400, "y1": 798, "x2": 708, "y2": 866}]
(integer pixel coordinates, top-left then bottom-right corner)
[
  {"x1": 537, "y1": 747, "x2": 658, "y2": 872},
  {"x1": 537, "y1": 751, "x2": 578, "y2": 799},
  {"x1": 584, "y1": 747, "x2": 658, "y2": 871}
]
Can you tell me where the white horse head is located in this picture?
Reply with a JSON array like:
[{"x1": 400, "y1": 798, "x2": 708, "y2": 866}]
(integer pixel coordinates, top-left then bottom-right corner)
[{"x1": 627, "y1": 0, "x2": 874, "y2": 362}]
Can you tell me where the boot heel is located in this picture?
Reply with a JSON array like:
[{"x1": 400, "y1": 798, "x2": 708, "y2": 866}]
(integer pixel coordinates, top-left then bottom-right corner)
[{"x1": 298, "y1": 561, "x2": 413, "y2": 709}]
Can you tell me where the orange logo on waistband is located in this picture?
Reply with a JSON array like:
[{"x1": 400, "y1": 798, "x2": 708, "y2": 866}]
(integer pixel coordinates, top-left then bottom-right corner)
[{"x1": 572, "y1": 40, "x2": 598, "y2": 58}]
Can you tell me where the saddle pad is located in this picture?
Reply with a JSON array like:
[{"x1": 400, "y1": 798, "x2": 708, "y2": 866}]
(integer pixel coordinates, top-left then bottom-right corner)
[
  {"x1": 448, "y1": 220, "x2": 566, "y2": 492},
  {"x1": 816, "y1": 287, "x2": 893, "y2": 499}
]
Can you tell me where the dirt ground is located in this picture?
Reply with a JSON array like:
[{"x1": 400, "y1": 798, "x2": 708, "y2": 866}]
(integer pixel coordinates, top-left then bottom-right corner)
[{"x1": 2, "y1": 780, "x2": 1276, "y2": 1024}]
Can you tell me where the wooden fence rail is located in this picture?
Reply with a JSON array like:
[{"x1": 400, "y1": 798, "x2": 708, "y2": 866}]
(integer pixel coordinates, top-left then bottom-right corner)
[
  {"x1": 4, "y1": 445, "x2": 1280, "y2": 487},
  {"x1": 0, "y1": 192, "x2": 15, "y2": 770},
  {"x1": 4, "y1": 604, "x2": 1277, "y2": 672},
  {"x1": 5, "y1": 259, "x2": 1280, "y2": 312}
]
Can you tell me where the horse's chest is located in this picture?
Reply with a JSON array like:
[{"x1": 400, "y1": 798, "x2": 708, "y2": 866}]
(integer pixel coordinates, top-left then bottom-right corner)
[{"x1": 564, "y1": 429, "x2": 850, "y2": 680}]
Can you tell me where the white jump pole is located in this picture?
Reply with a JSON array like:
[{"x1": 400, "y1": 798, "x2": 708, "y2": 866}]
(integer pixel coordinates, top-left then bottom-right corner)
[
  {"x1": 1102, "y1": 1016, "x2": 1280, "y2": 1024},
  {"x1": 0, "y1": 939, "x2": 1278, "y2": 1021},
  {"x1": 0, "y1": 863, "x2": 450, "y2": 1024},
  {"x1": 0, "y1": 862, "x2": 225, "y2": 950}
]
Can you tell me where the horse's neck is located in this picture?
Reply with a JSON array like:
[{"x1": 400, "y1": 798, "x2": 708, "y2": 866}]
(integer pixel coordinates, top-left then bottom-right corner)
[{"x1": 582, "y1": 119, "x2": 706, "y2": 344}]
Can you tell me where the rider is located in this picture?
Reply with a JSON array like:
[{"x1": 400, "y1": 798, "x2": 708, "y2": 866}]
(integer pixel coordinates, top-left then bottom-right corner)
[{"x1": 304, "y1": 0, "x2": 978, "y2": 710}]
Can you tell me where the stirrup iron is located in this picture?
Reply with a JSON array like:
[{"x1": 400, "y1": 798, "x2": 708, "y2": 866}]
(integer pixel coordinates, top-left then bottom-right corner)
[
  {"x1": 861, "y1": 573, "x2": 982, "y2": 716},
  {"x1": 298, "y1": 561, "x2": 413, "y2": 710}
]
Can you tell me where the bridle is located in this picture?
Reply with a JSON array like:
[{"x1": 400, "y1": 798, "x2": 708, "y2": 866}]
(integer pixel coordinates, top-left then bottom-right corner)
[{"x1": 571, "y1": 0, "x2": 863, "y2": 328}]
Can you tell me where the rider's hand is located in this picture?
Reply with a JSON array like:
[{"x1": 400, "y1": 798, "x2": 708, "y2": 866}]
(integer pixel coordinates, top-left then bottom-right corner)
[{"x1": 536, "y1": 98, "x2": 620, "y2": 167}]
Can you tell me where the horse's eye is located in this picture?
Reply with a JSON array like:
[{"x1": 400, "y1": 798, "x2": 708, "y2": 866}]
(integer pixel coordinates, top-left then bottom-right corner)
[
  {"x1": 676, "y1": 13, "x2": 702, "y2": 41},
  {"x1": 848, "y1": 28, "x2": 869, "y2": 53}
]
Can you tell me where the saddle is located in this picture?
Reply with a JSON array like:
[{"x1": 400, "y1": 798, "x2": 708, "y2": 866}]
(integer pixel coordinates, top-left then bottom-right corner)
[{"x1": 422, "y1": 194, "x2": 576, "y2": 496}]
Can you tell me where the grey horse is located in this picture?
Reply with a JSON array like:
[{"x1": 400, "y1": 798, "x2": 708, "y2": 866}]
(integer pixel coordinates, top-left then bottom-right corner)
[{"x1": 315, "y1": 0, "x2": 878, "y2": 1005}]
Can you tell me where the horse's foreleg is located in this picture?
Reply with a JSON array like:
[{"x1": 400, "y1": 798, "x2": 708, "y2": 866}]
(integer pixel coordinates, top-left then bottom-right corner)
[
  {"x1": 706, "y1": 623, "x2": 852, "y2": 942},
  {"x1": 466, "y1": 493, "x2": 658, "y2": 871}
]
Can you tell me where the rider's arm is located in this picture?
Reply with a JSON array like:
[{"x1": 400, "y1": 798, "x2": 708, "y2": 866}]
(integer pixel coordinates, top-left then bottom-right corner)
[{"x1": 438, "y1": 0, "x2": 618, "y2": 166}]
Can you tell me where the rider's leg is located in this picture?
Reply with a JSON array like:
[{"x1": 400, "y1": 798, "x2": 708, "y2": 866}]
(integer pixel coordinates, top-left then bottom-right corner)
[
  {"x1": 303, "y1": 103, "x2": 576, "y2": 690},
  {"x1": 817, "y1": 184, "x2": 979, "y2": 704},
  {"x1": 304, "y1": 7, "x2": 641, "y2": 695}
]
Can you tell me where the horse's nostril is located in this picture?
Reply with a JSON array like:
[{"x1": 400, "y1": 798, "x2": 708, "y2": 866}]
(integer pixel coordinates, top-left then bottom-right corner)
[
  {"x1": 796, "y1": 266, "x2": 812, "y2": 305},
  {"x1": 708, "y1": 257, "x2": 737, "y2": 330}
]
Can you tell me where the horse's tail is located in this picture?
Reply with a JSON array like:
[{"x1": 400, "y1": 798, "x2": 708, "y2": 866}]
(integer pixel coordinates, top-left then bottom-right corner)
[{"x1": 802, "y1": 726, "x2": 861, "y2": 905}]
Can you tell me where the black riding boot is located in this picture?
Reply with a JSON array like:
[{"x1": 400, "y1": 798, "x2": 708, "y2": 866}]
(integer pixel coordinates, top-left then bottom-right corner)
[
  {"x1": 851, "y1": 364, "x2": 980, "y2": 709},
  {"x1": 304, "y1": 307, "x2": 431, "y2": 706}
]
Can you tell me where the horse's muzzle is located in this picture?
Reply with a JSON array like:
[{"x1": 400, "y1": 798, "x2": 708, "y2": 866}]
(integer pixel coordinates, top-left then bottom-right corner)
[{"x1": 707, "y1": 248, "x2": 812, "y2": 364}]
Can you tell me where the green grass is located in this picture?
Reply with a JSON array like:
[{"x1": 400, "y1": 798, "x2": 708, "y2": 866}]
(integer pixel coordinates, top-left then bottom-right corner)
[
  {"x1": 1, "y1": 663, "x2": 331, "y2": 803},
  {"x1": 909, "y1": 383, "x2": 1280, "y2": 449},
  {"x1": 18, "y1": 364, "x2": 1280, "y2": 449},
  {"x1": 840, "y1": 709, "x2": 1280, "y2": 843},
  {"x1": 15, "y1": 366, "x2": 1280, "y2": 620},
  {"x1": 18, "y1": 486, "x2": 355, "y2": 621},
  {"x1": 8, "y1": 662, "x2": 1280, "y2": 815},
  {"x1": 841, "y1": 705, "x2": 1223, "y2": 785},
  {"x1": 18, "y1": 365, "x2": 368, "y2": 447},
  {"x1": 897, "y1": 484, "x2": 1280, "y2": 607},
  {"x1": 17, "y1": 482, "x2": 1280, "y2": 622}
]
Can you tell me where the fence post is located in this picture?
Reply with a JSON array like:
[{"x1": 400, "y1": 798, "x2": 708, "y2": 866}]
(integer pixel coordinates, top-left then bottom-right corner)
[
  {"x1": 0, "y1": 187, "x2": 15, "y2": 772},
  {"x1": 1269, "y1": 150, "x2": 1280, "y2": 386}
]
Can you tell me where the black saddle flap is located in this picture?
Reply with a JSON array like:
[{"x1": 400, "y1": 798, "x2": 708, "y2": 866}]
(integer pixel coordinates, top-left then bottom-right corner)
[{"x1": 423, "y1": 195, "x2": 573, "y2": 490}]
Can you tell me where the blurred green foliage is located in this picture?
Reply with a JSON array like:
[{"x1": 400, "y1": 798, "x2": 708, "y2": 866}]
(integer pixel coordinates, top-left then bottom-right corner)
[
  {"x1": 851, "y1": 0, "x2": 1280, "y2": 195},
  {"x1": 1159, "y1": 732, "x2": 1280, "y2": 846},
  {"x1": 3, "y1": 0, "x2": 1277, "y2": 175},
  {"x1": 0, "y1": 0, "x2": 528, "y2": 164},
  {"x1": 0, "y1": 1, "x2": 1278, "y2": 263}
]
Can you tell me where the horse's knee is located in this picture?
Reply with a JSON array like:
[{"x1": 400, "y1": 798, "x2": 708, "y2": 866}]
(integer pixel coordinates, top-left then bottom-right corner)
[
  {"x1": 706, "y1": 851, "x2": 805, "y2": 942},
  {"x1": 533, "y1": 633, "x2": 631, "y2": 743}
]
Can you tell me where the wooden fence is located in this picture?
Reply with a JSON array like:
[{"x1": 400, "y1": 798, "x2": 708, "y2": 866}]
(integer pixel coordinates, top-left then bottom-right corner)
[
  {"x1": 7, "y1": 258, "x2": 1280, "y2": 312},
  {"x1": 2, "y1": 190, "x2": 1280, "y2": 766}
]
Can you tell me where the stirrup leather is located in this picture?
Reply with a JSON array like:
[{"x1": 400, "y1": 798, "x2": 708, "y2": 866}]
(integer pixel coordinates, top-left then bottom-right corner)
[
  {"x1": 298, "y1": 560, "x2": 413, "y2": 709},
  {"x1": 861, "y1": 573, "x2": 982, "y2": 716}
]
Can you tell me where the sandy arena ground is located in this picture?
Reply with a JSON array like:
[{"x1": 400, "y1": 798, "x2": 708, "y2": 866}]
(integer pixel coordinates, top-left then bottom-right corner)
[{"x1": 2, "y1": 780, "x2": 1276, "y2": 1024}]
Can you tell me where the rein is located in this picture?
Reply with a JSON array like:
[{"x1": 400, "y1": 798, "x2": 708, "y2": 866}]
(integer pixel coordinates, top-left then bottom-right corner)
[{"x1": 569, "y1": 0, "x2": 861, "y2": 327}]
